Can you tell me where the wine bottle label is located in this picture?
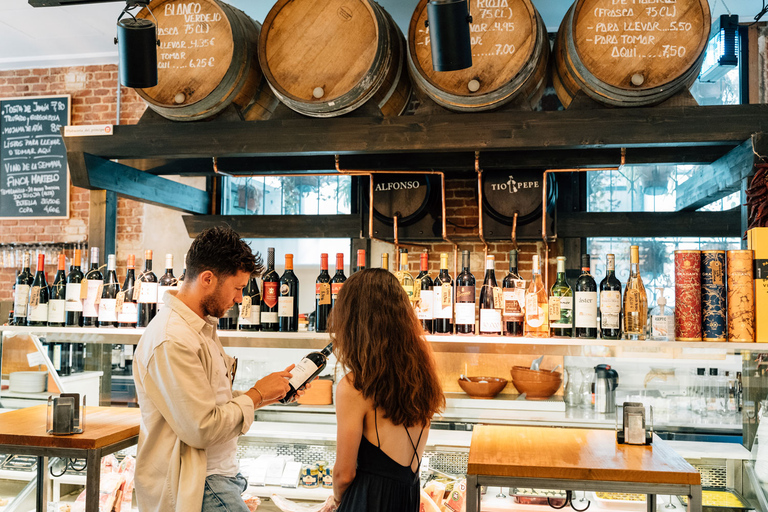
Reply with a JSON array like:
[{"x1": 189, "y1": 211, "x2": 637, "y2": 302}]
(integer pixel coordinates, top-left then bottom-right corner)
[
  {"x1": 115, "y1": 291, "x2": 125, "y2": 314},
  {"x1": 480, "y1": 308, "x2": 502, "y2": 333},
  {"x1": 288, "y1": 357, "x2": 320, "y2": 390},
  {"x1": 263, "y1": 282, "x2": 278, "y2": 308},
  {"x1": 52, "y1": 345, "x2": 62, "y2": 371},
  {"x1": 278, "y1": 296, "x2": 294, "y2": 317},
  {"x1": 600, "y1": 291, "x2": 621, "y2": 329},
  {"x1": 413, "y1": 279, "x2": 421, "y2": 301},
  {"x1": 525, "y1": 294, "x2": 539, "y2": 320},
  {"x1": 158, "y1": 285, "x2": 174, "y2": 305},
  {"x1": 30, "y1": 286, "x2": 41, "y2": 308},
  {"x1": 14, "y1": 284, "x2": 30, "y2": 311},
  {"x1": 118, "y1": 301, "x2": 137, "y2": 324},
  {"x1": 651, "y1": 315, "x2": 675, "y2": 339},
  {"x1": 416, "y1": 289, "x2": 434, "y2": 320},
  {"x1": 574, "y1": 292, "x2": 598, "y2": 328},
  {"x1": 492, "y1": 287, "x2": 503, "y2": 309},
  {"x1": 316, "y1": 283, "x2": 331, "y2": 305},
  {"x1": 83, "y1": 279, "x2": 103, "y2": 317},
  {"x1": 28, "y1": 302, "x2": 48, "y2": 322},
  {"x1": 80, "y1": 279, "x2": 89, "y2": 300},
  {"x1": 138, "y1": 282, "x2": 158, "y2": 304},
  {"x1": 240, "y1": 306, "x2": 261, "y2": 326},
  {"x1": 331, "y1": 282, "x2": 343, "y2": 299},
  {"x1": 240, "y1": 296, "x2": 252, "y2": 318},
  {"x1": 98, "y1": 298, "x2": 118, "y2": 323},
  {"x1": 48, "y1": 299, "x2": 66, "y2": 323},
  {"x1": 456, "y1": 286, "x2": 475, "y2": 303},
  {"x1": 401, "y1": 282, "x2": 414, "y2": 298},
  {"x1": 455, "y1": 303, "x2": 475, "y2": 325},
  {"x1": 261, "y1": 311, "x2": 278, "y2": 323},
  {"x1": 433, "y1": 285, "x2": 453, "y2": 319},
  {"x1": 65, "y1": 283, "x2": 83, "y2": 312},
  {"x1": 549, "y1": 296, "x2": 573, "y2": 328},
  {"x1": 503, "y1": 282, "x2": 525, "y2": 321}
]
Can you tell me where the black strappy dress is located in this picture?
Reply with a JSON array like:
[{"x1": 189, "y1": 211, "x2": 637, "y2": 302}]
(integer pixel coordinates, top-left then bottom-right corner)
[{"x1": 337, "y1": 409, "x2": 425, "y2": 512}]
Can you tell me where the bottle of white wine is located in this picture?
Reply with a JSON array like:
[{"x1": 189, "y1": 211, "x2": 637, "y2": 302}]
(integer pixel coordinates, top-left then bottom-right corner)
[{"x1": 279, "y1": 342, "x2": 333, "y2": 404}]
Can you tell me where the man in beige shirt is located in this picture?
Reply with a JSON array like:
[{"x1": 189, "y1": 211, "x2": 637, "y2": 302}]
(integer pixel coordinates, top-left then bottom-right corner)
[{"x1": 133, "y1": 227, "x2": 294, "y2": 512}]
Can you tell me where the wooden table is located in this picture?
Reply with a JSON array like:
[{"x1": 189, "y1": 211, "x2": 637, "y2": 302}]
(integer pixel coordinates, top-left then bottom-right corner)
[
  {"x1": 466, "y1": 425, "x2": 702, "y2": 512},
  {"x1": 0, "y1": 405, "x2": 140, "y2": 512}
]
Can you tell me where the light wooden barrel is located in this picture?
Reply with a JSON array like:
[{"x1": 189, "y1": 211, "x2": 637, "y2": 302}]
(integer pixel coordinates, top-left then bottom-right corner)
[
  {"x1": 553, "y1": 0, "x2": 710, "y2": 108},
  {"x1": 407, "y1": 0, "x2": 549, "y2": 112},
  {"x1": 258, "y1": 0, "x2": 411, "y2": 118},
  {"x1": 136, "y1": 0, "x2": 277, "y2": 121}
]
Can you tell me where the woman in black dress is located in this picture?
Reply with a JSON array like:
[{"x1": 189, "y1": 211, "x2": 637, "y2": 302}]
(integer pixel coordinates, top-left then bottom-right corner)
[{"x1": 319, "y1": 268, "x2": 445, "y2": 512}]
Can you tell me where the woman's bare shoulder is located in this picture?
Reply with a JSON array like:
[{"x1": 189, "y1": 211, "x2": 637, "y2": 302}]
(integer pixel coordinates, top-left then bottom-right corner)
[{"x1": 337, "y1": 374, "x2": 366, "y2": 405}]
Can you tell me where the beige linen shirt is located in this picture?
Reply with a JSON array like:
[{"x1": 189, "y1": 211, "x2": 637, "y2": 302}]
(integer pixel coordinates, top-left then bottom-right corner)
[{"x1": 133, "y1": 291, "x2": 254, "y2": 512}]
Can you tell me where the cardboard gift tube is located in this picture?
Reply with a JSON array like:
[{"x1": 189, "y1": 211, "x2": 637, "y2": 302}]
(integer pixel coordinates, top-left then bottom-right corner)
[
  {"x1": 675, "y1": 250, "x2": 702, "y2": 341},
  {"x1": 701, "y1": 250, "x2": 727, "y2": 342},
  {"x1": 727, "y1": 250, "x2": 755, "y2": 342}
]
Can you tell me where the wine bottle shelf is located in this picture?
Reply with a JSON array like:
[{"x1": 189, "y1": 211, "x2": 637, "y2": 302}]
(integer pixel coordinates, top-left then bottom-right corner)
[{"x1": 1, "y1": 325, "x2": 760, "y2": 355}]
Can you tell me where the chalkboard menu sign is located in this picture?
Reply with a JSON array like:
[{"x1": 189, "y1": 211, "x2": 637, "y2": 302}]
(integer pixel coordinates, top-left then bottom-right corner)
[{"x1": 0, "y1": 95, "x2": 70, "y2": 218}]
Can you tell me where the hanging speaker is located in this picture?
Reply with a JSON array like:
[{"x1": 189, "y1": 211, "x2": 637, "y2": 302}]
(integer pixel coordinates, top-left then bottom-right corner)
[
  {"x1": 482, "y1": 170, "x2": 556, "y2": 240},
  {"x1": 362, "y1": 174, "x2": 443, "y2": 241},
  {"x1": 116, "y1": 16, "x2": 158, "y2": 88}
]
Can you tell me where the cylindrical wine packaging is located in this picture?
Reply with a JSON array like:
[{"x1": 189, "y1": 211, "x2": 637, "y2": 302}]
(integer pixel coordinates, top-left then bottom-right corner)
[
  {"x1": 674, "y1": 250, "x2": 702, "y2": 341},
  {"x1": 727, "y1": 250, "x2": 755, "y2": 342},
  {"x1": 701, "y1": 250, "x2": 727, "y2": 342}
]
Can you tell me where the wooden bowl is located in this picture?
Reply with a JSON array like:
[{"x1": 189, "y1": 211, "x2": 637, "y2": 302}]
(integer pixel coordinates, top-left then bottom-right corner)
[
  {"x1": 510, "y1": 366, "x2": 562, "y2": 383},
  {"x1": 458, "y1": 377, "x2": 508, "y2": 399},
  {"x1": 510, "y1": 367, "x2": 562, "y2": 400}
]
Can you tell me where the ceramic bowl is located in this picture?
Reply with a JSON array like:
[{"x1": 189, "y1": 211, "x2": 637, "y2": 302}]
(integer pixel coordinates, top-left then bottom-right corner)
[
  {"x1": 457, "y1": 377, "x2": 508, "y2": 399},
  {"x1": 510, "y1": 367, "x2": 562, "y2": 400},
  {"x1": 510, "y1": 366, "x2": 562, "y2": 382}
]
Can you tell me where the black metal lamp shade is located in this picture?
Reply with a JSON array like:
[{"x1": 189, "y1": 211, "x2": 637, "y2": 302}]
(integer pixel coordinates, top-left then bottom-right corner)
[
  {"x1": 426, "y1": 0, "x2": 473, "y2": 72},
  {"x1": 117, "y1": 17, "x2": 158, "y2": 88}
]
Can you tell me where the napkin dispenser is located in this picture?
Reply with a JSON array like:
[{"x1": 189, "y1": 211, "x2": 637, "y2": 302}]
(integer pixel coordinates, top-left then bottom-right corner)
[
  {"x1": 47, "y1": 393, "x2": 86, "y2": 435},
  {"x1": 616, "y1": 402, "x2": 653, "y2": 445}
]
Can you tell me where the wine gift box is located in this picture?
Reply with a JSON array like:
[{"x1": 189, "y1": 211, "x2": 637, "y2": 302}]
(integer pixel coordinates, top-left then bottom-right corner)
[{"x1": 748, "y1": 228, "x2": 768, "y2": 342}]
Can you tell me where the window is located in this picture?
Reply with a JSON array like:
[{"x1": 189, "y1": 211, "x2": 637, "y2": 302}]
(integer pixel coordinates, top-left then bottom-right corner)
[{"x1": 222, "y1": 175, "x2": 352, "y2": 215}]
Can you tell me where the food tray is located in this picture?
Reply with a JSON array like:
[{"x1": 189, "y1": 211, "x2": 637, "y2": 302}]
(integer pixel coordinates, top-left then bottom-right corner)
[
  {"x1": 513, "y1": 488, "x2": 567, "y2": 506},
  {"x1": 679, "y1": 489, "x2": 753, "y2": 512}
]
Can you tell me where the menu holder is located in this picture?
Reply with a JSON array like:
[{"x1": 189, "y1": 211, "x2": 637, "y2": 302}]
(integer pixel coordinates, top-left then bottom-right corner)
[{"x1": 46, "y1": 393, "x2": 86, "y2": 435}]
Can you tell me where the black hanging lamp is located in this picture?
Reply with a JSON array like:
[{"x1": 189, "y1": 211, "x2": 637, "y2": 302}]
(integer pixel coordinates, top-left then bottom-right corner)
[
  {"x1": 115, "y1": 0, "x2": 160, "y2": 88},
  {"x1": 426, "y1": 0, "x2": 473, "y2": 72}
]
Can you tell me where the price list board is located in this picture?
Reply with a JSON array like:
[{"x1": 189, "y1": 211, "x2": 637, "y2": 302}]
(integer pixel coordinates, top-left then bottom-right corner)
[
  {"x1": 572, "y1": 0, "x2": 710, "y2": 89},
  {"x1": 137, "y1": 0, "x2": 235, "y2": 107},
  {"x1": 409, "y1": 0, "x2": 541, "y2": 95},
  {"x1": 0, "y1": 95, "x2": 70, "y2": 219}
]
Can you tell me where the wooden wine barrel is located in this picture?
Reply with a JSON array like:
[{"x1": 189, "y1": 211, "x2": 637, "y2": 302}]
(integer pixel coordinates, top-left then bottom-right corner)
[
  {"x1": 553, "y1": 0, "x2": 710, "y2": 108},
  {"x1": 136, "y1": 0, "x2": 277, "y2": 121},
  {"x1": 407, "y1": 0, "x2": 549, "y2": 112},
  {"x1": 258, "y1": 0, "x2": 411, "y2": 118}
]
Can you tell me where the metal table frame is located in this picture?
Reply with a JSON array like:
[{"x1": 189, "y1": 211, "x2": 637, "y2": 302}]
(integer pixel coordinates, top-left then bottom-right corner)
[
  {"x1": 466, "y1": 475, "x2": 703, "y2": 512},
  {"x1": 1, "y1": 435, "x2": 139, "y2": 512}
]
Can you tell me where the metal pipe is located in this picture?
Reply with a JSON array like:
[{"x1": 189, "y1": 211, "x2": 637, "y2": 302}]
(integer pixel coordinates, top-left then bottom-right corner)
[
  {"x1": 393, "y1": 213, "x2": 400, "y2": 257},
  {"x1": 511, "y1": 212, "x2": 518, "y2": 250},
  {"x1": 475, "y1": 151, "x2": 488, "y2": 261}
]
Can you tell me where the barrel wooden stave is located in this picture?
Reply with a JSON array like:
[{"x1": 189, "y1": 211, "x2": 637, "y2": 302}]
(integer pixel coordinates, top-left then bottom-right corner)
[
  {"x1": 407, "y1": 0, "x2": 550, "y2": 112},
  {"x1": 137, "y1": 0, "x2": 277, "y2": 121},
  {"x1": 553, "y1": 0, "x2": 710, "y2": 108},
  {"x1": 259, "y1": 0, "x2": 410, "y2": 118}
]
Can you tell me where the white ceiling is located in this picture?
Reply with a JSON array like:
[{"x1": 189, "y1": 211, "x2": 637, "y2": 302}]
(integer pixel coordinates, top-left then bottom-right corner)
[{"x1": 0, "y1": 0, "x2": 763, "y2": 71}]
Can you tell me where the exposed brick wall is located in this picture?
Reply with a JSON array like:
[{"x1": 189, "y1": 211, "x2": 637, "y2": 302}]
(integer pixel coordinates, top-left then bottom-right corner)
[{"x1": 0, "y1": 64, "x2": 147, "y2": 301}]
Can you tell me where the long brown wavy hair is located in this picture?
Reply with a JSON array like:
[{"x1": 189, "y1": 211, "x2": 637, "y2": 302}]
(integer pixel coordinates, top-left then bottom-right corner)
[{"x1": 329, "y1": 268, "x2": 444, "y2": 427}]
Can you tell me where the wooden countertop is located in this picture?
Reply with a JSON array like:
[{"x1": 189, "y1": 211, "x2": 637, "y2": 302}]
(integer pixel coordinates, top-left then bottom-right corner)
[
  {"x1": 0, "y1": 405, "x2": 140, "y2": 450},
  {"x1": 467, "y1": 425, "x2": 701, "y2": 486}
]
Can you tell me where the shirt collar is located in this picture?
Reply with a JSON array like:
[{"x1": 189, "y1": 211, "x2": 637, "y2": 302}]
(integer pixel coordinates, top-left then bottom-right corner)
[{"x1": 166, "y1": 289, "x2": 218, "y2": 333}]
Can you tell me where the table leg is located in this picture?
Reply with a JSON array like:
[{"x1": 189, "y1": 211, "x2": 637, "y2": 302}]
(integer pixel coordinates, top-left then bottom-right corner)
[
  {"x1": 35, "y1": 456, "x2": 47, "y2": 512},
  {"x1": 647, "y1": 494, "x2": 657, "y2": 512},
  {"x1": 466, "y1": 475, "x2": 480, "y2": 512},
  {"x1": 687, "y1": 485, "x2": 702, "y2": 512},
  {"x1": 85, "y1": 449, "x2": 102, "y2": 512}
]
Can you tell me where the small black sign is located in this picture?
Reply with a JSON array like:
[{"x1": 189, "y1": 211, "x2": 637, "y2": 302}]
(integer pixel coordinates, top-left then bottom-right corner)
[{"x1": 0, "y1": 95, "x2": 70, "y2": 218}]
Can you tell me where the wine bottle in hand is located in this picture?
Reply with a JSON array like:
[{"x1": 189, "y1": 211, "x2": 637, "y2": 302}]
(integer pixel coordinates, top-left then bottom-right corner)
[{"x1": 280, "y1": 343, "x2": 333, "y2": 403}]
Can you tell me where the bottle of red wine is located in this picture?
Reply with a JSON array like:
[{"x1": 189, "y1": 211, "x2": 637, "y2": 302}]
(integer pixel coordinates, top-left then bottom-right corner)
[
  {"x1": 82, "y1": 247, "x2": 103, "y2": 327},
  {"x1": 279, "y1": 253, "x2": 299, "y2": 332},
  {"x1": 28, "y1": 253, "x2": 49, "y2": 327},
  {"x1": 416, "y1": 251, "x2": 433, "y2": 334},
  {"x1": 599, "y1": 253, "x2": 622, "y2": 340},
  {"x1": 432, "y1": 253, "x2": 453, "y2": 334},
  {"x1": 355, "y1": 249, "x2": 366, "y2": 273},
  {"x1": 118, "y1": 254, "x2": 138, "y2": 328},
  {"x1": 178, "y1": 253, "x2": 187, "y2": 284},
  {"x1": 574, "y1": 254, "x2": 598, "y2": 339},
  {"x1": 261, "y1": 248, "x2": 279, "y2": 332},
  {"x1": 98, "y1": 254, "x2": 120, "y2": 328},
  {"x1": 65, "y1": 249, "x2": 84, "y2": 327},
  {"x1": 239, "y1": 272, "x2": 261, "y2": 331},
  {"x1": 48, "y1": 254, "x2": 67, "y2": 328},
  {"x1": 280, "y1": 342, "x2": 333, "y2": 403},
  {"x1": 315, "y1": 253, "x2": 331, "y2": 333},
  {"x1": 479, "y1": 255, "x2": 502, "y2": 335},
  {"x1": 13, "y1": 252, "x2": 33, "y2": 326},
  {"x1": 137, "y1": 249, "x2": 158, "y2": 328},
  {"x1": 454, "y1": 250, "x2": 476, "y2": 334},
  {"x1": 157, "y1": 253, "x2": 176, "y2": 311},
  {"x1": 219, "y1": 303, "x2": 239, "y2": 330},
  {"x1": 502, "y1": 249, "x2": 525, "y2": 336},
  {"x1": 331, "y1": 253, "x2": 346, "y2": 308}
]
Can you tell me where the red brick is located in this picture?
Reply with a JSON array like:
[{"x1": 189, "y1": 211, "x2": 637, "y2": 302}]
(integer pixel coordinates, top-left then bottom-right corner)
[
  {"x1": 31, "y1": 84, "x2": 49, "y2": 92},
  {"x1": 32, "y1": 68, "x2": 49, "y2": 76},
  {"x1": 23, "y1": 76, "x2": 40, "y2": 84},
  {"x1": 84, "y1": 97, "x2": 101, "y2": 105}
]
